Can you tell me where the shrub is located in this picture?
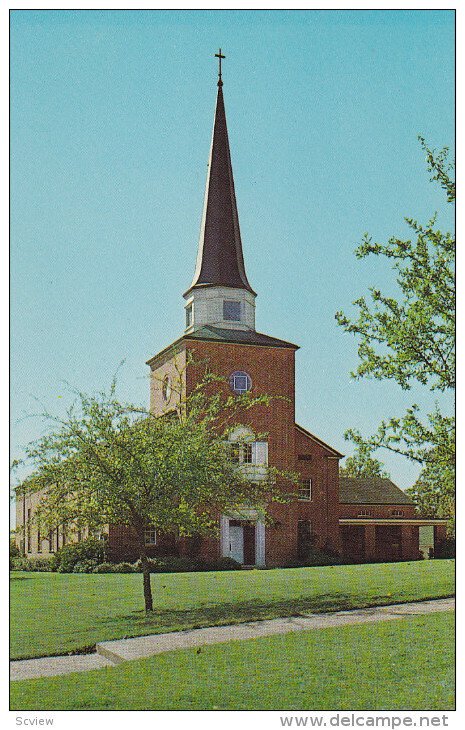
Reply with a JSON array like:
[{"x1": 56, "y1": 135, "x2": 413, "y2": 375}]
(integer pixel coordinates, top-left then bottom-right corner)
[
  {"x1": 93, "y1": 562, "x2": 136, "y2": 573},
  {"x1": 55, "y1": 537, "x2": 107, "y2": 573},
  {"x1": 132, "y1": 556, "x2": 197, "y2": 573},
  {"x1": 149, "y1": 556, "x2": 200, "y2": 573},
  {"x1": 114, "y1": 562, "x2": 137, "y2": 573},
  {"x1": 92, "y1": 562, "x2": 114, "y2": 573},
  {"x1": 198, "y1": 557, "x2": 242, "y2": 571},
  {"x1": 285, "y1": 547, "x2": 353, "y2": 568},
  {"x1": 72, "y1": 559, "x2": 100, "y2": 573},
  {"x1": 131, "y1": 555, "x2": 242, "y2": 573},
  {"x1": 10, "y1": 556, "x2": 57, "y2": 572}
]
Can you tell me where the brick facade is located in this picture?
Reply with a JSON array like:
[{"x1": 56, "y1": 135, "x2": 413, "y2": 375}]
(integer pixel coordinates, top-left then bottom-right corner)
[
  {"x1": 17, "y1": 332, "x2": 448, "y2": 566},
  {"x1": 16, "y1": 334, "x2": 448, "y2": 565}
]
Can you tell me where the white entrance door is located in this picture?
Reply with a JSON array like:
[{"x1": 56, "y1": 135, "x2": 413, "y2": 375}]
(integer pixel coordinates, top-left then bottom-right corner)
[{"x1": 229, "y1": 525, "x2": 244, "y2": 564}]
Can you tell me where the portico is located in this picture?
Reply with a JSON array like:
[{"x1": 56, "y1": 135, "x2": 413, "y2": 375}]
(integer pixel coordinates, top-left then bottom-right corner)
[{"x1": 220, "y1": 512, "x2": 266, "y2": 566}]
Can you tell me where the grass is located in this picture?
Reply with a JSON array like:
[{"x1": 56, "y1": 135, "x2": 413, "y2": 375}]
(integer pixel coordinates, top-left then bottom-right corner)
[
  {"x1": 10, "y1": 560, "x2": 454, "y2": 660},
  {"x1": 10, "y1": 612, "x2": 454, "y2": 711}
]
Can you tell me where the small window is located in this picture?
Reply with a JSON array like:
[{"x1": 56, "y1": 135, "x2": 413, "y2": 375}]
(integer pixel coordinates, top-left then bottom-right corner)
[
  {"x1": 358, "y1": 510, "x2": 372, "y2": 518},
  {"x1": 298, "y1": 454, "x2": 312, "y2": 461},
  {"x1": 229, "y1": 371, "x2": 252, "y2": 395},
  {"x1": 230, "y1": 443, "x2": 253, "y2": 464},
  {"x1": 391, "y1": 509, "x2": 404, "y2": 518},
  {"x1": 144, "y1": 527, "x2": 157, "y2": 545},
  {"x1": 49, "y1": 530, "x2": 55, "y2": 553},
  {"x1": 223, "y1": 300, "x2": 241, "y2": 321},
  {"x1": 37, "y1": 528, "x2": 42, "y2": 553},
  {"x1": 162, "y1": 375, "x2": 172, "y2": 402},
  {"x1": 185, "y1": 303, "x2": 193, "y2": 328},
  {"x1": 230, "y1": 441, "x2": 267, "y2": 466},
  {"x1": 298, "y1": 479, "x2": 312, "y2": 501}
]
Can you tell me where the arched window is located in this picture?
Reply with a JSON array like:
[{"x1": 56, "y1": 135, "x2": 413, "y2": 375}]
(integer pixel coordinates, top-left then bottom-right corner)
[{"x1": 162, "y1": 375, "x2": 172, "y2": 402}]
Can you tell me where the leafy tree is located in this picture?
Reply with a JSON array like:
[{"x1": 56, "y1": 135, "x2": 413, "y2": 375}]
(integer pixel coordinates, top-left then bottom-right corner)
[
  {"x1": 14, "y1": 375, "x2": 294, "y2": 612},
  {"x1": 335, "y1": 138, "x2": 454, "y2": 515},
  {"x1": 406, "y1": 452, "x2": 455, "y2": 534},
  {"x1": 339, "y1": 443, "x2": 390, "y2": 479}
]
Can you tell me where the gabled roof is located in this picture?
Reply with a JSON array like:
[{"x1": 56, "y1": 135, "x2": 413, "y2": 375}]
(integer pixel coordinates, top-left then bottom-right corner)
[
  {"x1": 185, "y1": 80, "x2": 255, "y2": 297},
  {"x1": 146, "y1": 326, "x2": 298, "y2": 367},
  {"x1": 186, "y1": 325, "x2": 298, "y2": 349},
  {"x1": 295, "y1": 423, "x2": 344, "y2": 458},
  {"x1": 339, "y1": 477, "x2": 413, "y2": 505}
]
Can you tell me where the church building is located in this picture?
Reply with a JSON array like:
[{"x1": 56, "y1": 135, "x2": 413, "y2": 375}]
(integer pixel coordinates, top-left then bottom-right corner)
[{"x1": 16, "y1": 55, "x2": 448, "y2": 566}]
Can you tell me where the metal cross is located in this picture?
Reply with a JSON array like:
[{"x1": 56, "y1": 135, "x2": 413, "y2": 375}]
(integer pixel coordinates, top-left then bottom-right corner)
[{"x1": 215, "y1": 48, "x2": 225, "y2": 83}]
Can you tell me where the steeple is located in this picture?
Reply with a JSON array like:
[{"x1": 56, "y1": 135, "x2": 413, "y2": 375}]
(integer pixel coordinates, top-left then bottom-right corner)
[{"x1": 184, "y1": 51, "x2": 257, "y2": 334}]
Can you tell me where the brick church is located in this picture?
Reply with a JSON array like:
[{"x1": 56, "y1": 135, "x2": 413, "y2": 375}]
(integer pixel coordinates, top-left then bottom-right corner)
[{"x1": 17, "y1": 57, "x2": 447, "y2": 566}]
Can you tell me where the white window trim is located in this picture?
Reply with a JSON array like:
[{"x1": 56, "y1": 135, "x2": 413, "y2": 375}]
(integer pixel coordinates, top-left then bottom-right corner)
[
  {"x1": 144, "y1": 527, "x2": 157, "y2": 546},
  {"x1": 252, "y1": 441, "x2": 268, "y2": 466},
  {"x1": 229, "y1": 371, "x2": 252, "y2": 395},
  {"x1": 298, "y1": 479, "x2": 313, "y2": 501},
  {"x1": 231, "y1": 441, "x2": 268, "y2": 466}
]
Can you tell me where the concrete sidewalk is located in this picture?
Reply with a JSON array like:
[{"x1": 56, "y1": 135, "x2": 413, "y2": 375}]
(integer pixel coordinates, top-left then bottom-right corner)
[{"x1": 11, "y1": 597, "x2": 454, "y2": 682}]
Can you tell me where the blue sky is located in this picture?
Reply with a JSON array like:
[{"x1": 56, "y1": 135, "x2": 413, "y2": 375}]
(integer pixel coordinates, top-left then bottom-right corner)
[{"x1": 11, "y1": 9, "x2": 454, "y2": 497}]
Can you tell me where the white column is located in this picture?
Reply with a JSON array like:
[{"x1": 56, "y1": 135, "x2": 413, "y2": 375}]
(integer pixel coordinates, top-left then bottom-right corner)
[
  {"x1": 255, "y1": 519, "x2": 266, "y2": 567},
  {"x1": 220, "y1": 516, "x2": 230, "y2": 558}
]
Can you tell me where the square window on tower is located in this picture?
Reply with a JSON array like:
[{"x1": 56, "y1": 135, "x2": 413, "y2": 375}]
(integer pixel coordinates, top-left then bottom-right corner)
[{"x1": 223, "y1": 300, "x2": 241, "y2": 321}]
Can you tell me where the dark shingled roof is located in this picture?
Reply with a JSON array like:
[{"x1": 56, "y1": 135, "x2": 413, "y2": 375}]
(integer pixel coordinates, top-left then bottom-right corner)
[
  {"x1": 185, "y1": 82, "x2": 255, "y2": 297},
  {"x1": 339, "y1": 477, "x2": 413, "y2": 505},
  {"x1": 186, "y1": 325, "x2": 298, "y2": 349}
]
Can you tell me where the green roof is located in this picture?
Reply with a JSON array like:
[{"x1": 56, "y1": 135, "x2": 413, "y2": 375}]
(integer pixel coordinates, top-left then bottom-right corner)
[
  {"x1": 185, "y1": 325, "x2": 299, "y2": 349},
  {"x1": 146, "y1": 326, "x2": 298, "y2": 367},
  {"x1": 339, "y1": 477, "x2": 413, "y2": 505}
]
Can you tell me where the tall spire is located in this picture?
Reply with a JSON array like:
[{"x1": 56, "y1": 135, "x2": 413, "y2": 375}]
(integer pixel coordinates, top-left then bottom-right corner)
[{"x1": 185, "y1": 51, "x2": 255, "y2": 297}]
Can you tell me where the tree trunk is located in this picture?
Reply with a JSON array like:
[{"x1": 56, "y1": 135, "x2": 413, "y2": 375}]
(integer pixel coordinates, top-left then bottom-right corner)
[{"x1": 139, "y1": 546, "x2": 153, "y2": 613}]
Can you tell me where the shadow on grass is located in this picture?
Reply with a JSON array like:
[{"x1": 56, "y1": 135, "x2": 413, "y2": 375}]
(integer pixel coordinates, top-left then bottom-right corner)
[
  {"x1": 11, "y1": 589, "x2": 454, "y2": 660},
  {"x1": 96, "y1": 592, "x2": 408, "y2": 634}
]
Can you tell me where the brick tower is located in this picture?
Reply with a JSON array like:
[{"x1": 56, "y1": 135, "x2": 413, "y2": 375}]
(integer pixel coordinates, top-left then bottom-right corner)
[{"x1": 146, "y1": 52, "x2": 343, "y2": 567}]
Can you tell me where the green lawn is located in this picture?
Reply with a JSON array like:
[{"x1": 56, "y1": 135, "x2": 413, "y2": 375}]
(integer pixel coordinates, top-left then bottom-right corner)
[
  {"x1": 11, "y1": 560, "x2": 454, "y2": 660},
  {"x1": 11, "y1": 612, "x2": 454, "y2": 711}
]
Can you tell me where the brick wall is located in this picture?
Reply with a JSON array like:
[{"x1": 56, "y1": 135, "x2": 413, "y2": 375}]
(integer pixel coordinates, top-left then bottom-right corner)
[
  {"x1": 339, "y1": 503, "x2": 416, "y2": 519},
  {"x1": 185, "y1": 340, "x2": 297, "y2": 474},
  {"x1": 146, "y1": 338, "x2": 346, "y2": 567}
]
